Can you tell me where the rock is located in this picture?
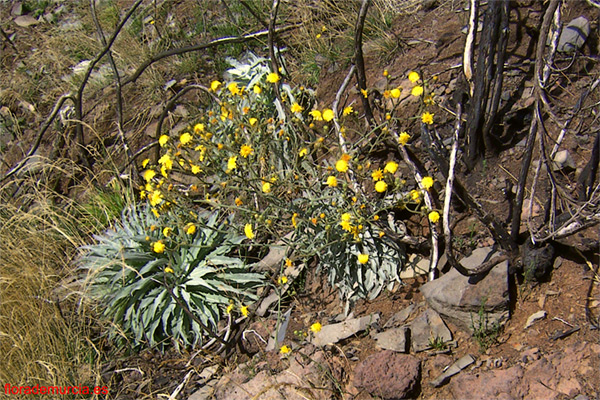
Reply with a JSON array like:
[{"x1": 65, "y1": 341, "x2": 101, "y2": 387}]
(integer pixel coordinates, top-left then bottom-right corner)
[
  {"x1": 520, "y1": 347, "x2": 541, "y2": 363},
  {"x1": 521, "y1": 198, "x2": 540, "y2": 219},
  {"x1": 420, "y1": 247, "x2": 510, "y2": 333},
  {"x1": 353, "y1": 351, "x2": 421, "y2": 400},
  {"x1": 524, "y1": 310, "x2": 547, "y2": 329},
  {"x1": 11, "y1": 2, "x2": 24, "y2": 16},
  {"x1": 552, "y1": 149, "x2": 576, "y2": 171},
  {"x1": 409, "y1": 308, "x2": 452, "y2": 352},
  {"x1": 374, "y1": 327, "x2": 408, "y2": 353},
  {"x1": 557, "y1": 17, "x2": 590, "y2": 54},
  {"x1": 521, "y1": 240, "x2": 555, "y2": 282},
  {"x1": 14, "y1": 15, "x2": 39, "y2": 27},
  {"x1": 384, "y1": 303, "x2": 416, "y2": 328},
  {"x1": 430, "y1": 354, "x2": 475, "y2": 387},
  {"x1": 451, "y1": 365, "x2": 525, "y2": 399},
  {"x1": 400, "y1": 257, "x2": 429, "y2": 279},
  {"x1": 312, "y1": 313, "x2": 380, "y2": 346}
]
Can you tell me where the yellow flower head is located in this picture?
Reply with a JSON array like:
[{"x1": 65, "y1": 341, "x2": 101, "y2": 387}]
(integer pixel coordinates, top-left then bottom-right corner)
[
  {"x1": 184, "y1": 223, "x2": 196, "y2": 235},
  {"x1": 194, "y1": 123, "x2": 205, "y2": 133},
  {"x1": 326, "y1": 175, "x2": 338, "y2": 187},
  {"x1": 285, "y1": 258, "x2": 293, "y2": 268},
  {"x1": 249, "y1": 117, "x2": 258, "y2": 126},
  {"x1": 299, "y1": 147, "x2": 308, "y2": 157},
  {"x1": 361, "y1": 88, "x2": 368, "y2": 98},
  {"x1": 235, "y1": 197, "x2": 243, "y2": 206},
  {"x1": 383, "y1": 69, "x2": 389, "y2": 77},
  {"x1": 390, "y1": 88, "x2": 401, "y2": 98},
  {"x1": 357, "y1": 254, "x2": 369, "y2": 264},
  {"x1": 152, "y1": 241, "x2": 165, "y2": 253},
  {"x1": 240, "y1": 145, "x2": 253, "y2": 158},
  {"x1": 240, "y1": 305, "x2": 249, "y2": 317},
  {"x1": 343, "y1": 106, "x2": 354, "y2": 116},
  {"x1": 164, "y1": 266, "x2": 174, "y2": 273},
  {"x1": 371, "y1": 169, "x2": 384, "y2": 181},
  {"x1": 291, "y1": 213, "x2": 298, "y2": 228},
  {"x1": 227, "y1": 156, "x2": 237, "y2": 171},
  {"x1": 421, "y1": 176, "x2": 434, "y2": 190},
  {"x1": 142, "y1": 158, "x2": 150, "y2": 168},
  {"x1": 341, "y1": 213, "x2": 352, "y2": 222},
  {"x1": 210, "y1": 80, "x2": 222, "y2": 91},
  {"x1": 159, "y1": 135, "x2": 169, "y2": 147},
  {"x1": 408, "y1": 71, "x2": 420, "y2": 83},
  {"x1": 410, "y1": 189, "x2": 422, "y2": 203},
  {"x1": 428, "y1": 211, "x2": 440, "y2": 223},
  {"x1": 384, "y1": 161, "x2": 398, "y2": 174},
  {"x1": 163, "y1": 227, "x2": 172, "y2": 237},
  {"x1": 280, "y1": 345, "x2": 291, "y2": 354},
  {"x1": 227, "y1": 82, "x2": 239, "y2": 95},
  {"x1": 253, "y1": 85, "x2": 262, "y2": 94},
  {"x1": 262, "y1": 181, "x2": 272, "y2": 193},
  {"x1": 179, "y1": 132, "x2": 192, "y2": 145},
  {"x1": 226, "y1": 303, "x2": 234, "y2": 314},
  {"x1": 309, "y1": 109, "x2": 323, "y2": 121},
  {"x1": 278, "y1": 275, "x2": 288, "y2": 285},
  {"x1": 291, "y1": 102, "x2": 304, "y2": 113},
  {"x1": 322, "y1": 108, "x2": 334, "y2": 122},
  {"x1": 310, "y1": 322, "x2": 322, "y2": 333},
  {"x1": 335, "y1": 159, "x2": 349, "y2": 173},
  {"x1": 398, "y1": 132, "x2": 411, "y2": 146},
  {"x1": 421, "y1": 111, "x2": 434, "y2": 125},
  {"x1": 411, "y1": 85, "x2": 424, "y2": 97},
  {"x1": 149, "y1": 190, "x2": 163, "y2": 206},
  {"x1": 266, "y1": 72, "x2": 280, "y2": 83},
  {"x1": 191, "y1": 164, "x2": 201, "y2": 174},
  {"x1": 375, "y1": 180, "x2": 388, "y2": 193},
  {"x1": 143, "y1": 169, "x2": 156, "y2": 182},
  {"x1": 244, "y1": 224, "x2": 254, "y2": 240}
]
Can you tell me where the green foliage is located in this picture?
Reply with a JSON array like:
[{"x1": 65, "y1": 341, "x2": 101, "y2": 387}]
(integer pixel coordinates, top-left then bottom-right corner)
[
  {"x1": 79, "y1": 205, "x2": 265, "y2": 350},
  {"x1": 470, "y1": 300, "x2": 501, "y2": 352}
]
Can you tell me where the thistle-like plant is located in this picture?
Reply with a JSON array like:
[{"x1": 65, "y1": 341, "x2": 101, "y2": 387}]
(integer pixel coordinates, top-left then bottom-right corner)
[{"x1": 79, "y1": 205, "x2": 265, "y2": 350}]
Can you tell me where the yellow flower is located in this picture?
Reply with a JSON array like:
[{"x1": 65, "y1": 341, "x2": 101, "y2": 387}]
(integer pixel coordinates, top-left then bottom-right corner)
[
  {"x1": 253, "y1": 85, "x2": 262, "y2": 94},
  {"x1": 371, "y1": 169, "x2": 384, "y2": 181},
  {"x1": 291, "y1": 213, "x2": 298, "y2": 228},
  {"x1": 342, "y1": 106, "x2": 354, "y2": 116},
  {"x1": 226, "y1": 303, "x2": 234, "y2": 314},
  {"x1": 310, "y1": 322, "x2": 322, "y2": 333},
  {"x1": 335, "y1": 159, "x2": 349, "y2": 173},
  {"x1": 191, "y1": 164, "x2": 201, "y2": 174},
  {"x1": 428, "y1": 211, "x2": 440, "y2": 223},
  {"x1": 262, "y1": 181, "x2": 271, "y2": 193},
  {"x1": 326, "y1": 175, "x2": 338, "y2": 187},
  {"x1": 194, "y1": 123, "x2": 205, "y2": 133},
  {"x1": 149, "y1": 190, "x2": 163, "y2": 206},
  {"x1": 159, "y1": 135, "x2": 169, "y2": 147},
  {"x1": 227, "y1": 82, "x2": 239, "y2": 95},
  {"x1": 163, "y1": 227, "x2": 172, "y2": 237},
  {"x1": 142, "y1": 158, "x2": 150, "y2": 168},
  {"x1": 240, "y1": 305, "x2": 249, "y2": 317},
  {"x1": 373, "y1": 215, "x2": 380, "y2": 221},
  {"x1": 309, "y1": 109, "x2": 323, "y2": 121},
  {"x1": 210, "y1": 80, "x2": 221, "y2": 91},
  {"x1": 361, "y1": 88, "x2": 368, "y2": 98},
  {"x1": 285, "y1": 258, "x2": 293, "y2": 268},
  {"x1": 158, "y1": 153, "x2": 173, "y2": 170},
  {"x1": 164, "y1": 266, "x2": 174, "y2": 273},
  {"x1": 421, "y1": 176, "x2": 434, "y2": 190},
  {"x1": 244, "y1": 224, "x2": 254, "y2": 240},
  {"x1": 279, "y1": 345, "x2": 291, "y2": 354},
  {"x1": 322, "y1": 108, "x2": 334, "y2": 122},
  {"x1": 375, "y1": 180, "x2": 388, "y2": 193},
  {"x1": 408, "y1": 71, "x2": 420, "y2": 83},
  {"x1": 383, "y1": 69, "x2": 389, "y2": 77},
  {"x1": 180, "y1": 132, "x2": 192, "y2": 145},
  {"x1": 227, "y1": 156, "x2": 237, "y2": 171},
  {"x1": 278, "y1": 275, "x2": 288, "y2": 285},
  {"x1": 235, "y1": 197, "x2": 243, "y2": 206},
  {"x1": 384, "y1": 161, "x2": 398, "y2": 174},
  {"x1": 184, "y1": 223, "x2": 196, "y2": 235},
  {"x1": 249, "y1": 117, "x2": 258, "y2": 126},
  {"x1": 399, "y1": 132, "x2": 411, "y2": 145},
  {"x1": 390, "y1": 88, "x2": 401, "y2": 98},
  {"x1": 410, "y1": 189, "x2": 422, "y2": 203},
  {"x1": 240, "y1": 145, "x2": 253, "y2": 158},
  {"x1": 411, "y1": 85, "x2": 424, "y2": 97},
  {"x1": 266, "y1": 72, "x2": 280, "y2": 83},
  {"x1": 357, "y1": 254, "x2": 369, "y2": 264},
  {"x1": 152, "y1": 241, "x2": 165, "y2": 253},
  {"x1": 421, "y1": 111, "x2": 434, "y2": 125},
  {"x1": 299, "y1": 147, "x2": 308, "y2": 157},
  {"x1": 143, "y1": 169, "x2": 156, "y2": 182},
  {"x1": 291, "y1": 102, "x2": 304, "y2": 113},
  {"x1": 341, "y1": 213, "x2": 352, "y2": 222}
]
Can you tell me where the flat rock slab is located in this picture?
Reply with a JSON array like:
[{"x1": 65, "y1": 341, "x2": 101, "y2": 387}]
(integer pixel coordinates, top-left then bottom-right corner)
[
  {"x1": 420, "y1": 247, "x2": 509, "y2": 333},
  {"x1": 374, "y1": 327, "x2": 408, "y2": 353},
  {"x1": 410, "y1": 308, "x2": 453, "y2": 352},
  {"x1": 353, "y1": 350, "x2": 421, "y2": 400},
  {"x1": 312, "y1": 313, "x2": 379, "y2": 346}
]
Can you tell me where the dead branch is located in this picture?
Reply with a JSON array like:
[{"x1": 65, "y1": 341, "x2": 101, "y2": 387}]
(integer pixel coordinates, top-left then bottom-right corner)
[
  {"x1": 463, "y1": 0, "x2": 478, "y2": 92},
  {"x1": 353, "y1": 0, "x2": 376, "y2": 130}
]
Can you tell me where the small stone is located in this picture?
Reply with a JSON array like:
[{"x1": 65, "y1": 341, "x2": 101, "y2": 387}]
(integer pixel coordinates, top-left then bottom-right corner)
[
  {"x1": 312, "y1": 313, "x2": 380, "y2": 346},
  {"x1": 410, "y1": 308, "x2": 452, "y2": 352},
  {"x1": 384, "y1": 303, "x2": 416, "y2": 328},
  {"x1": 430, "y1": 354, "x2": 475, "y2": 387},
  {"x1": 552, "y1": 150, "x2": 576, "y2": 171},
  {"x1": 14, "y1": 15, "x2": 39, "y2": 27},
  {"x1": 374, "y1": 327, "x2": 408, "y2": 353},
  {"x1": 525, "y1": 310, "x2": 547, "y2": 329},
  {"x1": 557, "y1": 17, "x2": 590, "y2": 54}
]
